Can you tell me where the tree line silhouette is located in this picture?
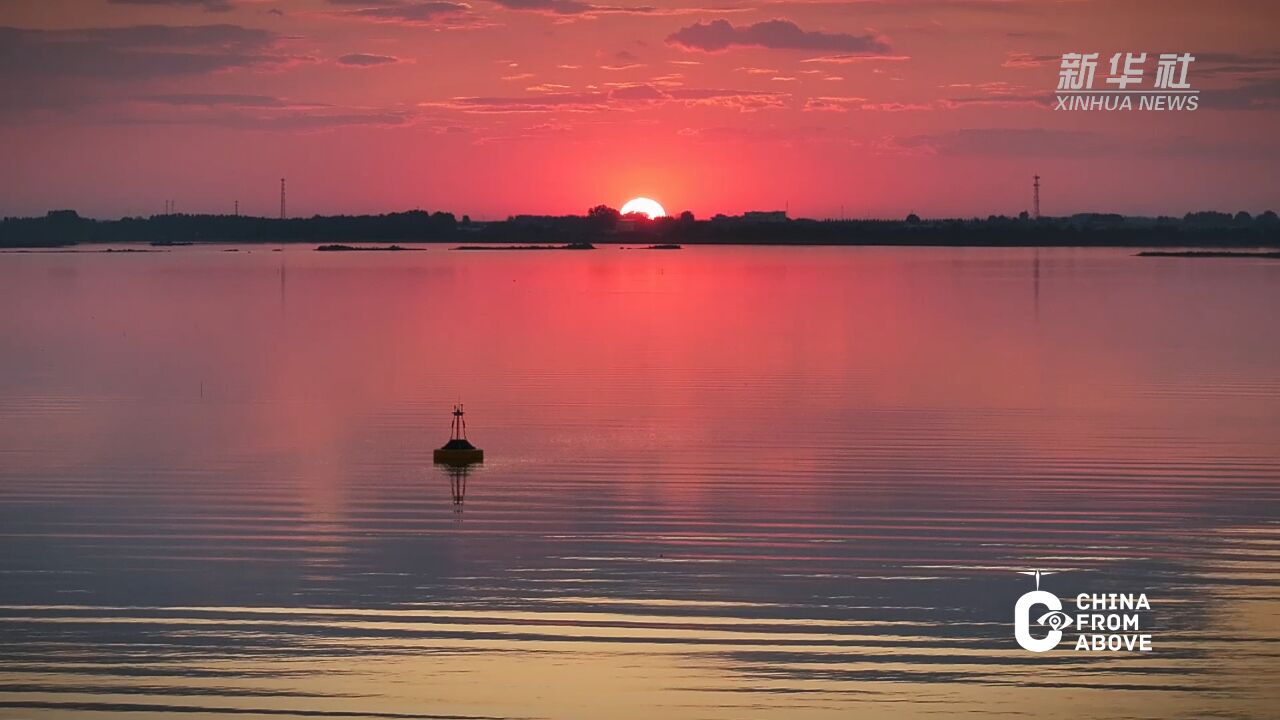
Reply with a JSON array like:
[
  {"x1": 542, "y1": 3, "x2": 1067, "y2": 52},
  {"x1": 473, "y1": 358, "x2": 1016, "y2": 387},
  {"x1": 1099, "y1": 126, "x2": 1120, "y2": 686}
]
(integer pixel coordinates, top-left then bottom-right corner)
[{"x1": 2, "y1": 207, "x2": 1276, "y2": 249}]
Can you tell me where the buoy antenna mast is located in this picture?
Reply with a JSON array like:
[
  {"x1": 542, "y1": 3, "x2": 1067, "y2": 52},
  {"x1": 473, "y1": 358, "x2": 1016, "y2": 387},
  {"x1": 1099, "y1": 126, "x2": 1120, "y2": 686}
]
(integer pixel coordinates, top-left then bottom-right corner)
[{"x1": 451, "y1": 403, "x2": 467, "y2": 440}]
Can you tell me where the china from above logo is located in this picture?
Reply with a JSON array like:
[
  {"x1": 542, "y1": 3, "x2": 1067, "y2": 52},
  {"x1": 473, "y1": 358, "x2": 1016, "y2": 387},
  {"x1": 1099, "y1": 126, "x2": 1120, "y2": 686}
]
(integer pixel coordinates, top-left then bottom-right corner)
[
  {"x1": 1055, "y1": 52, "x2": 1197, "y2": 111},
  {"x1": 1014, "y1": 570, "x2": 1154, "y2": 653}
]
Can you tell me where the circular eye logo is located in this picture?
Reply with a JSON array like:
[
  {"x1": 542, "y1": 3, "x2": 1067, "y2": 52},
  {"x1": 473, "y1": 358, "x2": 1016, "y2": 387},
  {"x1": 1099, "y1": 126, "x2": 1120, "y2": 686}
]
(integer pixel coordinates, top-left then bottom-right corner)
[{"x1": 1037, "y1": 610, "x2": 1075, "y2": 631}]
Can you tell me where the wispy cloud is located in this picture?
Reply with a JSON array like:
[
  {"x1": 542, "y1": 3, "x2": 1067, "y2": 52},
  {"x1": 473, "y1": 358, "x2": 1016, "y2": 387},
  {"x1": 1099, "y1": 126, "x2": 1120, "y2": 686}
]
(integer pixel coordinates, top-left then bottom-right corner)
[
  {"x1": 336, "y1": 53, "x2": 404, "y2": 67},
  {"x1": 85, "y1": 93, "x2": 421, "y2": 133},
  {"x1": 665, "y1": 87, "x2": 789, "y2": 110},
  {"x1": 800, "y1": 53, "x2": 909, "y2": 65},
  {"x1": 1001, "y1": 51, "x2": 1054, "y2": 69},
  {"x1": 889, "y1": 128, "x2": 1111, "y2": 157},
  {"x1": 1194, "y1": 52, "x2": 1280, "y2": 79},
  {"x1": 107, "y1": 0, "x2": 236, "y2": 12},
  {"x1": 1204, "y1": 77, "x2": 1280, "y2": 111},
  {"x1": 802, "y1": 96, "x2": 866, "y2": 111},
  {"x1": 485, "y1": 0, "x2": 748, "y2": 18},
  {"x1": 487, "y1": 0, "x2": 600, "y2": 15},
  {"x1": 668, "y1": 19, "x2": 890, "y2": 54},
  {"x1": 333, "y1": 2, "x2": 478, "y2": 27},
  {"x1": 0, "y1": 24, "x2": 298, "y2": 80},
  {"x1": 130, "y1": 93, "x2": 328, "y2": 109},
  {"x1": 427, "y1": 86, "x2": 789, "y2": 113},
  {"x1": 427, "y1": 92, "x2": 611, "y2": 113}
]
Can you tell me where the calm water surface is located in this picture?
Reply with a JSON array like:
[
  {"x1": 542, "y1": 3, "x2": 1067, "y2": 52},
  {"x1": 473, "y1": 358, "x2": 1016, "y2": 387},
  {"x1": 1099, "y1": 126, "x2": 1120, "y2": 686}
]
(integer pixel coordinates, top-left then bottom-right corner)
[{"x1": 0, "y1": 246, "x2": 1277, "y2": 719}]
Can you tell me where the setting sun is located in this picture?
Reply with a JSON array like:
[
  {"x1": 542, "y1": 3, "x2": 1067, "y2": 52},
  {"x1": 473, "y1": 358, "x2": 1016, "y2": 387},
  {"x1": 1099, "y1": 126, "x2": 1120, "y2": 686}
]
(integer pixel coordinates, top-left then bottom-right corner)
[{"x1": 620, "y1": 197, "x2": 667, "y2": 219}]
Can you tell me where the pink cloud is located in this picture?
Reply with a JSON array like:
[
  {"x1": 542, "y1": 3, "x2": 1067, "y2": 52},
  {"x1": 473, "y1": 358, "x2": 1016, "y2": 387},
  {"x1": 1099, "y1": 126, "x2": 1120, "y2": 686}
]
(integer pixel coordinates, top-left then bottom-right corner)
[
  {"x1": 336, "y1": 53, "x2": 403, "y2": 67},
  {"x1": 668, "y1": 19, "x2": 890, "y2": 54}
]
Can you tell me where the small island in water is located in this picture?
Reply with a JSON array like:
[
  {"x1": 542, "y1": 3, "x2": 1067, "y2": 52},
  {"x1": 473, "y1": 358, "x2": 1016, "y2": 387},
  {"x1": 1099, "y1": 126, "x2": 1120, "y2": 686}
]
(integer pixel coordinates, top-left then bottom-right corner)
[
  {"x1": 315, "y1": 244, "x2": 421, "y2": 252},
  {"x1": 452, "y1": 242, "x2": 595, "y2": 251}
]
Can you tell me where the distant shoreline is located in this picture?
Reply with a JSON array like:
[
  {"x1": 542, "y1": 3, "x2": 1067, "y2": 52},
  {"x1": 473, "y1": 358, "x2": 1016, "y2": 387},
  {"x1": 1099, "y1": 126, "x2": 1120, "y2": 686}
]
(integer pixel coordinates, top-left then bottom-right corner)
[
  {"x1": 3, "y1": 209, "x2": 1277, "y2": 250},
  {"x1": 1136, "y1": 250, "x2": 1280, "y2": 258},
  {"x1": 8, "y1": 241, "x2": 1280, "y2": 253}
]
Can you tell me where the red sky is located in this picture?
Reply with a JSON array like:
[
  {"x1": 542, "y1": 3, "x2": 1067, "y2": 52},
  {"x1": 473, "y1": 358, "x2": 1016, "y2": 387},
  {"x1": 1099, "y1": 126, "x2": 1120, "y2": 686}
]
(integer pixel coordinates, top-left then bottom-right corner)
[{"x1": 1, "y1": 0, "x2": 1276, "y2": 219}]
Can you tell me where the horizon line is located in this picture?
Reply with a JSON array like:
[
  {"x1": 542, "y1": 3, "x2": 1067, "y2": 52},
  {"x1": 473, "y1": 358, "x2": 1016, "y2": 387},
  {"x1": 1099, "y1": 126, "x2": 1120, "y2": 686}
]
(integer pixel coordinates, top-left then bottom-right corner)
[{"x1": 7, "y1": 208, "x2": 1277, "y2": 224}]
